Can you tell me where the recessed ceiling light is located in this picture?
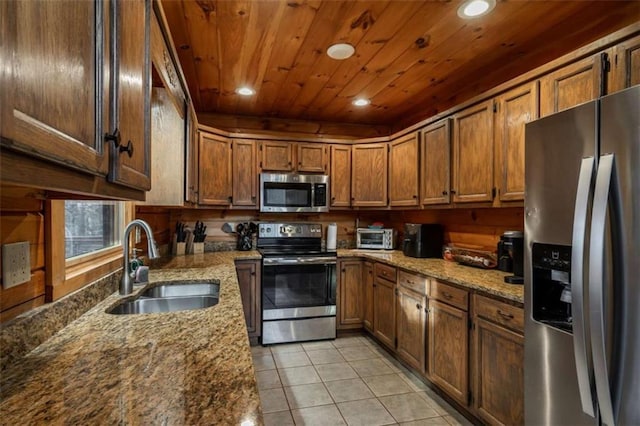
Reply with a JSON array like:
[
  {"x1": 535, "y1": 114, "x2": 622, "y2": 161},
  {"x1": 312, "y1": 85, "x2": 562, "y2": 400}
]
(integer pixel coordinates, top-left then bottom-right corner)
[
  {"x1": 457, "y1": 0, "x2": 496, "y2": 18},
  {"x1": 236, "y1": 87, "x2": 255, "y2": 96},
  {"x1": 327, "y1": 43, "x2": 355, "y2": 60},
  {"x1": 352, "y1": 98, "x2": 370, "y2": 107}
]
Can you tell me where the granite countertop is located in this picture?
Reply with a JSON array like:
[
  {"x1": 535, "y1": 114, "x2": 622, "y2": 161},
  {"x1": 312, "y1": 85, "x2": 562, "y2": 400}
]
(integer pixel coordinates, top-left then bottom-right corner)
[
  {"x1": 0, "y1": 251, "x2": 263, "y2": 425},
  {"x1": 337, "y1": 249, "x2": 524, "y2": 304}
]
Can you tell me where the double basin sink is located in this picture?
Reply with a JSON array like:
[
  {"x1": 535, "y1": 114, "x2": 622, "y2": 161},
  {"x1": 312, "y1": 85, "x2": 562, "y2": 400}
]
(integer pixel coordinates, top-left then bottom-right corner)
[{"x1": 108, "y1": 280, "x2": 220, "y2": 315}]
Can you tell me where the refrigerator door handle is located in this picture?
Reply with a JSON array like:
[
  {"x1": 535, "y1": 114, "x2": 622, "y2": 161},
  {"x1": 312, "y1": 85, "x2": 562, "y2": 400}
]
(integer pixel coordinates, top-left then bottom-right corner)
[
  {"x1": 589, "y1": 153, "x2": 616, "y2": 426},
  {"x1": 571, "y1": 156, "x2": 596, "y2": 417}
]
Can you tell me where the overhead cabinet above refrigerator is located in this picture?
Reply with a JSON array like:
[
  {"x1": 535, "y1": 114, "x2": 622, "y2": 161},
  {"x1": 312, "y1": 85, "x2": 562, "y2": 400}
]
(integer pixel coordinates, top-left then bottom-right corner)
[{"x1": 524, "y1": 85, "x2": 640, "y2": 426}]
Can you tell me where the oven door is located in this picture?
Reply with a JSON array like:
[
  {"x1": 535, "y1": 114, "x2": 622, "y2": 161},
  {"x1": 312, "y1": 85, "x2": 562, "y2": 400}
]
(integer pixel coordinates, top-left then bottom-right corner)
[{"x1": 262, "y1": 256, "x2": 336, "y2": 320}]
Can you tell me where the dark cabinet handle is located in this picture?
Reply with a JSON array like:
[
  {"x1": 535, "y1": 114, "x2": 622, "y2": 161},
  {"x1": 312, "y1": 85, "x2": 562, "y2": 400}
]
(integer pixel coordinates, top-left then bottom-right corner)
[
  {"x1": 413, "y1": 195, "x2": 417, "y2": 199},
  {"x1": 105, "y1": 129, "x2": 121, "y2": 147},
  {"x1": 298, "y1": 162, "x2": 302, "y2": 166},
  {"x1": 251, "y1": 196, "x2": 256, "y2": 201},
  {"x1": 442, "y1": 190, "x2": 448, "y2": 195},
  {"x1": 228, "y1": 196, "x2": 233, "y2": 203},
  {"x1": 251, "y1": 272, "x2": 256, "y2": 276},
  {"x1": 442, "y1": 292, "x2": 453, "y2": 300},
  {"x1": 119, "y1": 140, "x2": 133, "y2": 157},
  {"x1": 450, "y1": 190, "x2": 457, "y2": 195},
  {"x1": 416, "y1": 303, "x2": 421, "y2": 310},
  {"x1": 351, "y1": 197, "x2": 355, "y2": 201},
  {"x1": 497, "y1": 309, "x2": 514, "y2": 320},
  {"x1": 332, "y1": 197, "x2": 336, "y2": 201}
]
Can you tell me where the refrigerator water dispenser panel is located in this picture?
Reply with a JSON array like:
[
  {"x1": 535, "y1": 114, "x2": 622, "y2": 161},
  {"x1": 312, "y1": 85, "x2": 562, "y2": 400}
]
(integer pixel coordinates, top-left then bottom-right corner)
[{"x1": 532, "y1": 243, "x2": 572, "y2": 333}]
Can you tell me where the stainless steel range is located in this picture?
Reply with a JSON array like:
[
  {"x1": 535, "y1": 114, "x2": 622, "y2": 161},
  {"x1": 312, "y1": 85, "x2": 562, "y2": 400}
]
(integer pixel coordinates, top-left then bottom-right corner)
[{"x1": 258, "y1": 223, "x2": 337, "y2": 345}]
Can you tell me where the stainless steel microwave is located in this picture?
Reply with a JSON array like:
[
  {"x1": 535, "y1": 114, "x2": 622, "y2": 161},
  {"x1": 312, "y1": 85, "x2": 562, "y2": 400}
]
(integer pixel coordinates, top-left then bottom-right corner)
[
  {"x1": 356, "y1": 228, "x2": 396, "y2": 249},
  {"x1": 259, "y1": 173, "x2": 329, "y2": 213}
]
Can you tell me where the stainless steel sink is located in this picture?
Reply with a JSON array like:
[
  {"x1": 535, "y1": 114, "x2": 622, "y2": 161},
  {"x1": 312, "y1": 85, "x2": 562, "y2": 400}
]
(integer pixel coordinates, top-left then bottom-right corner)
[
  {"x1": 139, "y1": 281, "x2": 220, "y2": 298},
  {"x1": 108, "y1": 295, "x2": 219, "y2": 315}
]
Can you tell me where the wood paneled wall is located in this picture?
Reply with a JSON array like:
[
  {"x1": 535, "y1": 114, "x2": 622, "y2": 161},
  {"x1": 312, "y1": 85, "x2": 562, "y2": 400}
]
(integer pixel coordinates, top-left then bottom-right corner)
[
  {"x1": 0, "y1": 186, "x2": 47, "y2": 322},
  {"x1": 136, "y1": 206, "x2": 523, "y2": 254}
]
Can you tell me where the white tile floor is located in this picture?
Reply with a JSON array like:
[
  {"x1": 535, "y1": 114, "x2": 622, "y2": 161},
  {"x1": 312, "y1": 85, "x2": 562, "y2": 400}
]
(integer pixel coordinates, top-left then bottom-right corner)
[{"x1": 252, "y1": 335, "x2": 474, "y2": 426}]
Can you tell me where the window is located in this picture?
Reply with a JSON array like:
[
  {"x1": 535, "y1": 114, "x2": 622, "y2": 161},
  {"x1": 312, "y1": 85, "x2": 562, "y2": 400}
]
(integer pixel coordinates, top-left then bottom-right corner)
[{"x1": 64, "y1": 201, "x2": 124, "y2": 259}]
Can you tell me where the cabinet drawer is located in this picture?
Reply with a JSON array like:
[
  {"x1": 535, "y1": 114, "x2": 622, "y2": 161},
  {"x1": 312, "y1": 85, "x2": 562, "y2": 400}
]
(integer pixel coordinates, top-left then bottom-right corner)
[
  {"x1": 398, "y1": 270, "x2": 428, "y2": 295},
  {"x1": 431, "y1": 280, "x2": 468, "y2": 311},
  {"x1": 375, "y1": 262, "x2": 397, "y2": 283},
  {"x1": 475, "y1": 295, "x2": 524, "y2": 333}
]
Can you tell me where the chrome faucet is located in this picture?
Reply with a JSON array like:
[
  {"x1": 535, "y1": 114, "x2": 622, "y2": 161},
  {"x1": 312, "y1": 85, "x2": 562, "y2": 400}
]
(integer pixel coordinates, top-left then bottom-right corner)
[{"x1": 121, "y1": 219, "x2": 160, "y2": 295}]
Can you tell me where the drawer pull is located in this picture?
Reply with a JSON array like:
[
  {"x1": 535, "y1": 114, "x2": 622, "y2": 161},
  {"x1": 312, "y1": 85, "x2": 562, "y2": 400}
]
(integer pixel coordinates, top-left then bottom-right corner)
[
  {"x1": 497, "y1": 309, "x2": 514, "y2": 320},
  {"x1": 442, "y1": 292, "x2": 453, "y2": 300}
]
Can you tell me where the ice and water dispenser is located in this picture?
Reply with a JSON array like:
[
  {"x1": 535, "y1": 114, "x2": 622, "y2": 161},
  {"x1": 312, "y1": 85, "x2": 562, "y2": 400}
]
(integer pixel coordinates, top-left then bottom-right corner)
[{"x1": 531, "y1": 243, "x2": 573, "y2": 333}]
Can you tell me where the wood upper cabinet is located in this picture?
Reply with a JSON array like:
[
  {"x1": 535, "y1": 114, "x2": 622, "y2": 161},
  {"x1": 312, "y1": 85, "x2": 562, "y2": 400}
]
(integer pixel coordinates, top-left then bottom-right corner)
[
  {"x1": 108, "y1": 0, "x2": 152, "y2": 191},
  {"x1": 232, "y1": 139, "x2": 258, "y2": 207},
  {"x1": 539, "y1": 54, "x2": 602, "y2": 117},
  {"x1": 452, "y1": 100, "x2": 494, "y2": 203},
  {"x1": 352, "y1": 143, "x2": 388, "y2": 207},
  {"x1": 235, "y1": 260, "x2": 261, "y2": 337},
  {"x1": 389, "y1": 133, "x2": 420, "y2": 206},
  {"x1": 338, "y1": 260, "x2": 364, "y2": 329},
  {"x1": 198, "y1": 132, "x2": 232, "y2": 205},
  {"x1": 494, "y1": 82, "x2": 538, "y2": 202},
  {"x1": 609, "y1": 34, "x2": 640, "y2": 93},
  {"x1": 363, "y1": 261, "x2": 374, "y2": 332},
  {"x1": 330, "y1": 145, "x2": 352, "y2": 208},
  {"x1": 1, "y1": 1, "x2": 110, "y2": 182},
  {"x1": 259, "y1": 140, "x2": 294, "y2": 172},
  {"x1": 472, "y1": 295, "x2": 524, "y2": 426},
  {"x1": 185, "y1": 108, "x2": 199, "y2": 204},
  {"x1": 373, "y1": 263, "x2": 397, "y2": 350},
  {"x1": 396, "y1": 284, "x2": 427, "y2": 373},
  {"x1": 297, "y1": 143, "x2": 327, "y2": 173},
  {"x1": 421, "y1": 119, "x2": 451, "y2": 206}
]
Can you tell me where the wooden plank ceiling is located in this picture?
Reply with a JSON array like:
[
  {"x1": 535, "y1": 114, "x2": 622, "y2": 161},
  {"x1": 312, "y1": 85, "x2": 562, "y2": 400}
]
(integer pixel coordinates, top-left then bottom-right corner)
[{"x1": 162, "y1": 0, "x2": 639, "y2": 129}]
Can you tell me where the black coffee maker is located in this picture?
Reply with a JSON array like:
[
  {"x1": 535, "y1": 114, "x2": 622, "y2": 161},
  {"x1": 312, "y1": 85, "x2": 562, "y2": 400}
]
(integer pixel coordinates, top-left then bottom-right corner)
[{"x1": 498, "y1": 230, "x2": 524, "y2": 284}]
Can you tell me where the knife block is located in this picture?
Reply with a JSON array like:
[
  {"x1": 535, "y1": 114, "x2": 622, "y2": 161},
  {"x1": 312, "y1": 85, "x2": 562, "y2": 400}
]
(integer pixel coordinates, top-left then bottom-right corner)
[
  {"x1": 192, "y1": 242, "x2": 204, "y2": 254},
  {"x1": 171, "y1": 235, "x2": 186, "y2": 256}
]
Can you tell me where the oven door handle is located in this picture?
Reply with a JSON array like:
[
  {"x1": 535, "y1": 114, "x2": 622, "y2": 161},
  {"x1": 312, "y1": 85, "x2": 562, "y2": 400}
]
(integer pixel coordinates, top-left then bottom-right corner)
[{"x1": 263, "y1": 257, "x2": 337, "y2": 266}]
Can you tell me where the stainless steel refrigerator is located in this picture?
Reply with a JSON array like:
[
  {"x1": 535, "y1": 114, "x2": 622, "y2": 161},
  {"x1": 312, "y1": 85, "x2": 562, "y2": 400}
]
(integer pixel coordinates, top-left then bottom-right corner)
[{"x1": 524, "y1": 85, "x2": 639, "y2": 426}]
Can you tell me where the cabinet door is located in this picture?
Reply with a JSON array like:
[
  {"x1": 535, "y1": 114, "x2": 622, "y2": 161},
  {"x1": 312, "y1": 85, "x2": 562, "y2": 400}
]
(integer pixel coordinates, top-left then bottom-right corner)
[
  {"x1": 539, "y1": 54, "x2": 601, "y2": 117},
  {"x1": 427, "y1": 299, "x2": 469, "y2": 405},
  {"x1": 474, "y1": 317, "x2": 524, "y2": 426},
  {"x1": 235, "y1": 260, "x2": 261, "y2": 337},
  {"x1": 421, "y1": 119, "x2": 451, "y2": 206},
  {"x1": 1, "y1": 0, "x2": 109, "y2": 176},
  {"x1": 363, "y1": 261, "x2": 374, "y2": 332},
  {"x1": 185, "y1": 107, "x2": 199, "y2": 204},
  {"x1": 452, "y1": 100, "x2": 494, "y2": 203},
  {"x1": 389, "y1": 133, "x2": 419, "y2": 206},
  {"x1": 108, "y1": 0, "x2": 152, "y2": 190},
  {"x1": 338, "y1": 260, "x2": 364, "y2": 329},
  {"x1": 494, "y1": 82, "x2": 538, "y2": 202},
  {"x1": 373, "y1": 278, "x2": 396, "y2": 350},
  {"x1": 232, "y1": 139, "x2": 257, "y2": 207},
  {"x1": 609, "y1": 34, "x2": 640, "y2": 93},
  {"x1": 298, "y1": 143, "x2": 327, "y2": 173},
  {"x1": 259, "y1": 141, "x2": 294, "y2": 171},
  {"x1": 397, "y1": 286, "x2": 426, "y2": 373},
  {"x1": 330, "y1": 145, "x2": 352, "y2": 208},
  {"x1": 199, "y1": 133, "x2": 232, "y2": 205},
  {"x1": 352, "y1": 143, "x2": 388, "y2": 207}
]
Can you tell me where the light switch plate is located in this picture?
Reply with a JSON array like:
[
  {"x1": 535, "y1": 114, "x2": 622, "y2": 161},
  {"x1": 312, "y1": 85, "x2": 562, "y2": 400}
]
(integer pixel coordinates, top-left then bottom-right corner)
[{"x1": 2, "y1": 241, "x2": 31, "y2": 289}]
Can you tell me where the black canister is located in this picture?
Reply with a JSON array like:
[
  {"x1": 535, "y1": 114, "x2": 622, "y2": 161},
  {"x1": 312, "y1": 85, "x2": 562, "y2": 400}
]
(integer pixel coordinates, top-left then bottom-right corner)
[{"x1": 502, "y1": 230, "x2": 524, "y2": 284}]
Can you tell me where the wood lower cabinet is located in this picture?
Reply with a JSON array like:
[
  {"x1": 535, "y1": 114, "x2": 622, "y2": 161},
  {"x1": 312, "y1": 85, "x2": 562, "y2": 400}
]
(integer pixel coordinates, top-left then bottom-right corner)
[
  {"x1": 494, "y1": 82, "x2": 538, "y2": 202},
  {"x1": 198, "y1": 132, "x2": 232, "y2": 205},
  {"x1": 389, "y1": 133, "x2": 419, "y2": 206},
  {"x1": 609, "y1": 34, "x2": 640, "y2": 92},
  {"x1": 363, "y1": 261, "x2": 374, "y2": 332},
  {"x1": 427, "y1": 297, "x2": 469, "y2": 406},
  {"x1": 338, "y1": 260, "x2": 364, "y2": 329},
  {"x1": 373, "y1": 276, "x2": 396, "y2": 350},
  {"x1": 232, "y1": 139, "x2": 258, "y2": 207},
  {"x1": 452, "y1": 100, "x2": 494, "y2": 203},
  {"x1": 351, "y1": 143, "x2": 388, "y2": 207},
  {"x1": 259, "y1": 140, "x2": 294, "y2": 172},
  {"x1": 330, "y1": 145, "x2": 352, "y2": 208},
  {"x1": 539, "y1": 54, "x2": 602, "y2": 117},
  {"x1": 235, "y1": 260, "x2": 261, "y2": 337},
  {"x1": 473, "y1": 295, "x2": 524, "y2": 426},
  {"x1": 421, "y1": 119, "x2": 451, "y2": 206},
  {"x1": 396, "y1": 284, "x2": 427, "y2": 373},
  {"x1": 297, "y1": 143, "x2": 327, "y2": 173}
]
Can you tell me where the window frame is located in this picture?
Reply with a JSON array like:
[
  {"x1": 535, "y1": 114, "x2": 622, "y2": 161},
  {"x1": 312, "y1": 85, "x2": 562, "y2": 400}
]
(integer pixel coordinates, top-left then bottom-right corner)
[{"x1": 46, "y1": 200, "x2": 134, "y2": 301}]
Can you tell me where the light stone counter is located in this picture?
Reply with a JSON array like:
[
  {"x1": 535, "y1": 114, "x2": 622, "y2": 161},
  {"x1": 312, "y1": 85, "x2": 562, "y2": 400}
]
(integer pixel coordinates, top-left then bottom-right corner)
[
  {"x1": 338, "y1": 249, "x2": 524, "y2": 304},
  {"x1": 0, "y1": 251, "x2": 263, "y2": 425}
]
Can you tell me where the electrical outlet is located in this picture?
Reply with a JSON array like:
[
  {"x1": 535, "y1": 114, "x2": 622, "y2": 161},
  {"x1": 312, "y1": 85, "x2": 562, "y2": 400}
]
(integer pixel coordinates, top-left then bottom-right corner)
[{"x1": 2, "y1": 241, "x2": 31, "y2": 289}]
